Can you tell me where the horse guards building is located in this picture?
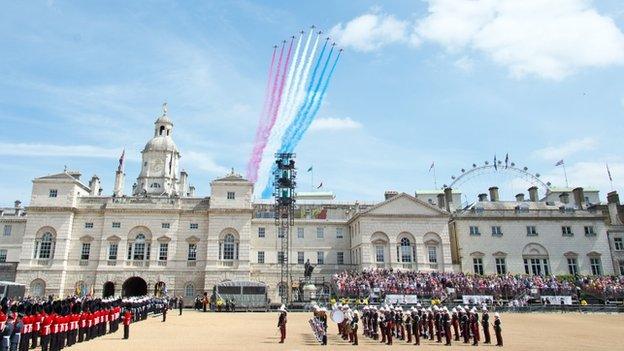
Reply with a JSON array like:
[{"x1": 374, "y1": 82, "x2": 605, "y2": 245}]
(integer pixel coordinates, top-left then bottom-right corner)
[{"x1": 1, "y1": 108, "x2": 623, "y2": 303}]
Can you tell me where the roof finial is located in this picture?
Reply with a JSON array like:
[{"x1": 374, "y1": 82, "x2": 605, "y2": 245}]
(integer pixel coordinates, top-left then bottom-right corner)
[
  {"x1": 230, "y1": 167, "x2": 235, "y2": 175},
  {"x1": 162, "y1": 101, "x2": 168, "y2": 116}
]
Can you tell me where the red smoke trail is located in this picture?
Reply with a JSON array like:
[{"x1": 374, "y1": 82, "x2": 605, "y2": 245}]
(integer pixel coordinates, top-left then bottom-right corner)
[
  {"x1": 247, "y1": 41, "x2": 285, "y2": 182},
  {"x1": 265, "y1": 37, "x2": 294, "y2": 144}
]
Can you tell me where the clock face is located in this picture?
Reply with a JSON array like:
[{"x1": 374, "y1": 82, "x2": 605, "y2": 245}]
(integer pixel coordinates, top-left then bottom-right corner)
[{"x1": 151, "y1": 160, "x2": 164, "y2": 173}]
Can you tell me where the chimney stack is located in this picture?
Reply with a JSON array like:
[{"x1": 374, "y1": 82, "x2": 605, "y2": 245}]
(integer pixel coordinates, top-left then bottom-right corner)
[
  {"x1": 89, "y1": 175, "x2": 101, "y2": 196},
  {"x1": 607, "y1": 191, "x2": 623, "y2": 225},
  {"x1": 488, "y1": 186, "x2": 499, "y2": 202},
  {"x1": 572, "y1": 187, "x2": 585, "y2": 209},
  {"x1": 515, "y1": 193, "x2": 525, "y2": 202},
  {"x1": 436, "y1": 193, "x2": 446, "y2": 209},
  {"x1": 14, "y1": 200, "x2": 22, "y2": 216},
  {"x1": 478, "y1": 193, "x2": 488, "y2": 202},
  {"x1": 179, "y1": 170, "x2": 189, "y2": 197},
  {"x1": 559, "y1": 192, "x2": 570, "y2": 204},
  {"x1": 444, "y1": 187, "x2": 453, "y2": 212},
  {"x1": 113, "y1": 169, "x2": 125, "y2": 197},
  {"x1": 384, "y1": 191, "x2": 399, "y2": 200},
  {"x1": 528, "y1": 186, "x2": 538, "y2": 202},
  {"x1": 189, "y1": 185, "x2": 196, "y2": 197}
]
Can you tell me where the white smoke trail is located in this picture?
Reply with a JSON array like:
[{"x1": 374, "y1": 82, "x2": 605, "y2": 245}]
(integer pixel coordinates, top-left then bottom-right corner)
[{"x1": 254, "y1": 31, "x2": 320, "y2": 198}]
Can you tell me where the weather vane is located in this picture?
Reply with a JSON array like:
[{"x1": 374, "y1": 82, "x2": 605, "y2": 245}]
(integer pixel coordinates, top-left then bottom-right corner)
[{"x1": 162, "y1": 101, "x2": 168, "y2": 115}]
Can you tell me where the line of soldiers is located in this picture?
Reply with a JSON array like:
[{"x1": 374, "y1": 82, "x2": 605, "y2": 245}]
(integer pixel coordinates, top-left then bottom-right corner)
[
  {"x1": 335, "y1": 305, "x2": 360, "y2": 346},
  {"x1": 0, "y1": 296, "x2": 169, "y2": 351},
  {"x1": 358, "y1": 304, "x2": 503, "y2": 347}
]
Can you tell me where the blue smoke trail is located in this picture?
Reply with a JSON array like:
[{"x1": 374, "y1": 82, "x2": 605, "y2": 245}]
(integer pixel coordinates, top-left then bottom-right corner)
[
  {"x1": 283, "y1": 46, "x2": 335, "y2": 153},
  {"x1": 260, "y1": 39, "x2": 330, "y2": 199}
]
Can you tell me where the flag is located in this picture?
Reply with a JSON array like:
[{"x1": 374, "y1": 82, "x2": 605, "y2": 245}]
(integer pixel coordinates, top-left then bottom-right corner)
[
  {"x1": 494, "y1": 155, "x2": 497, "y2": 170},
  {"x1": 555, "y1": 159, "x2": 564, "y2": 167},
  {"x1": 504, "y1": 153, "x2": 509, "y2": 168},
  {"x1": 317, "y1": 182, "x2": 323, "y2": 189},
  {"x1": 429, "y1": 162, "x2": 435, "y2": 172},
  {"x1": 607, "y1": 163, "x2": 613, "y2": 181},
  {"x1": 117, "y1": 149, "x2": 125, "y2": 172},
  {"x1": 307, "y1": 166, "x2": 313, "y2": 172}
]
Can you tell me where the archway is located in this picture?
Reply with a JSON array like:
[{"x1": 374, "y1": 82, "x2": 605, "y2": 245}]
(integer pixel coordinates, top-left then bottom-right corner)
[
  {"x1": 154, "y1": 281, "x2": 166, "y2": 297},
  {"x1": 103, "y1": 281, "x2": 115, "y2": 298},
  {"x1": 122, "y1": 277, "x2": 147, "y2": 297}
]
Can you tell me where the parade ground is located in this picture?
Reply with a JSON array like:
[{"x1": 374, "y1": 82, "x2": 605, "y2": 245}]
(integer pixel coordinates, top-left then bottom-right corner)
[{"x1": 66, "y1": 310, "x2": 624, "y2": 351}]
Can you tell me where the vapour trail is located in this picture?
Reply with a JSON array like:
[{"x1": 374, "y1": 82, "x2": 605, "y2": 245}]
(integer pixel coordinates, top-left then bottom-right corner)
[
  {"x1": 246, "y1": 46, "x2": 277, "y2": 180},
  {"x1": 247, "y1": 42, "x2": 285, "y2": 182},
  {"x1": 255, "y1": 32, "x2": 319, "y2": 198},
  {"x1": 285, "y1": 50, "x2": 342, "y2": 153}
]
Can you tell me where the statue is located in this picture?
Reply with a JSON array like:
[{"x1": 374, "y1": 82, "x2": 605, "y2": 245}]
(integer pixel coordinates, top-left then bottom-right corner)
[{"x1": 304, "y1": 259, "x2": 315, "y2": 279}]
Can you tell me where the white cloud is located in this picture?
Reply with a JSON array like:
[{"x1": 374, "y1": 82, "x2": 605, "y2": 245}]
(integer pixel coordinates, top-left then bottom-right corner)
[
  {"x1": 184, "y1": 150, "x2": 228, "y2": 175},
  {"x1": 0, "y1": 142, "x2": 128, "y2": 159},
  {"x1": 454, "y1": 56, "x2": 474, "y2": 72},
  {"x1": 330, "y1": 12, "x2": 419, "y2": 52},
  {"x1": 541, "y1": 161, "x2": 624, "y2": 191},
  {"x1": 309, "y1": 117, "x2": 362, "y2": 131},
  {"x1": 533, "y1": 137, "x2": 598, "y2": 161},
  {"x1": 417, "y1": 0, "x2": 624, "y2": 79}
]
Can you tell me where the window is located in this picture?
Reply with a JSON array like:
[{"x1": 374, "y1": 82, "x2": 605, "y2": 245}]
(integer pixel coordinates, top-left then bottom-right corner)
[
  {"x1": 399, "y1": 238, "x2": 413, "y2": 263},
  {"x1": 524, "y1": 258, "x2": 550, "y2": 275},
  {"x1": 619, "y1": 260, "x2": 624, "y2": 275},
  {"x1": 133, "y1": 234, "x2": 146, "y2": 260},
  {"x1": 526, "y1": 226, "x2": 538, "y2": 236},
  {"x1": 190, "y1": 223, "x2": 199, "y2": 230},
  {"x1": 162, "y1": 223, "x2": 170, "y2": 229},
  {"x1": 49, "y1": 189, "x2": 58, "y2": 198},
  {"x1": 258, "y1": 227, "x2": 266, "y2": 238},
  {"x1": 614, "y1": 237, "x2": 624, "y2": 251},
  {"x1": 567, "y1": 258, "x2": 578, "y2": 275},
  {"x1": 473, "y1": 258, "x2": 484, "y2": 275},
  {"x1": 37, "y1": 232, "x2": 55, "y2": 259},
  {"x1": 278, "y1": 251, "x2": 284, "y2": 264},
  {"x1": 469, "y1": 226, "x2": 480, "y2": 236},
  {"x1": 0, "y1": 249, "x2": 7, "y2": 263},
  {"x1": 336, "y1": 228, "x2": 344, "y2": 239},
  {"x1": 375, "y1": 246, "x2": 385, "y2": 263},
  {"x1": 112, "y1": 222, "x2": 121, "y2": 228},
  {"x1": 84, "y1": 222, "x2": 94, "y2": 229},
  {"x1": 184, "y1": 283, "x2": 195, "y2": 298},
  {"x1": 428, "y1": 246, "x2": 437, "y2": 263},
  {"x1": 297, "y1": 227, "x2": 304, "y2": 239},
  {"x1": 317, "y1": 251, "x2": 324, "y2": 265},
  {"x1": 491, "y1": 226, "x2": 503, "y2": 236},
  {"x1": 590, "y1": 257, "x2": 602, "y2": 275},
  {"x1": 80, "y1": 243, "x2": 90, "y2": 260},
  {"x1": 257, "y1": 251, "x2": 265, "y2": 264},
  {"x1": 227, "y1": 191, "x2": 235, "y2": 200},
  {"x1": 337, "y1": 252, "x2": 344, "y2": 265},
  {"x1": 108, "y1": 243, "x2": 118, "y2": 260},
  {"x1": 278, "y1": 227, "x2": 285, "y2": 238},
  {"x1": 159, "y1": 243, "x2": 168, "y2": 261},
  {"x1": 297, "y1": 251, "x2": 304, "y2": 265},
  {"x1": 3, "y1": 225, "x2": 12, "y2": 236},
  {"x1": 150, "y1": 182, "x2": 161, "y2": 188},
  {"x1": 584, "y1": 226, "x2": 596, "y2": 236},
  {"x1": 562, "y1": 226, "x2": 573, "y2": 236},
  {"x1": 316, "y1": 227, "x2": 324, "y2": 239},
  {"x1": 187, "y1": 243, "x2": 197, "y2": 261},
  {"x1": 495, "y1": 257, "x2": 507, "y2": 275},
  {"x1": 222, "y1": 234, "x2": 235, "y2": 260}
]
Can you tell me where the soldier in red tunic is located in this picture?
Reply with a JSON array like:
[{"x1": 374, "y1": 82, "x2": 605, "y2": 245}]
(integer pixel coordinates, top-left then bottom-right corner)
[
  {"x1": 122, "y1": 306, "x2": 132, "y2": 340},
  {"x1": 277, "y1": 305, "x2": 287, "y2": 344}
]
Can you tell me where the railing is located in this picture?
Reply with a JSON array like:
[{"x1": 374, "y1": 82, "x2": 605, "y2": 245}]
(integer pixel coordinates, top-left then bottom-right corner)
[
  {"x1": 187, "y1": 261, "x2": 197, "y2": 267},
  {"x1": 158, "y1": 261, "x2": 168, "y2": 267},
  {"x1": 36, "y1": 259, "x2": 51, "y2": 266},
  {"x1": 107, "y1": 260, "x2": 117, "y2": 266},
  {"x1": 79, "y1": 260, "x2": 89, "y2": 266}
]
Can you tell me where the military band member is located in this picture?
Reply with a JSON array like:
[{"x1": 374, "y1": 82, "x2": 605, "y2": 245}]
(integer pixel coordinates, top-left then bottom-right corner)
[
  {"x1": 404, "y1": 308, "x2": 412, "y2": 343},
  {"x1": 412, "y1": 307, "x2": 420, "y2": 346},
  {"x1": 494, "y1": 313, "x2": 503, "y2": 347},
  {"x1": 451, "y1": 307, "x2": 460, "y2": 341},
  {"x1": 277, "y1": 305, "x2": 287, "y2": 344},
  {"x1": 460, "y1": 307, "x2": 469, "y2": 344},
  {"x1": 351, "y1": 311, "x2": 359, "y2": 346},
  {"x1": 470, "y1": 308, "x2": 479, "y2": 346},
  {"x1": 482, "y1": 307, "x2": 491, "y2": 344},
  {"x1": 443, "y1": 308, "x2": 452, "y2": 346}
]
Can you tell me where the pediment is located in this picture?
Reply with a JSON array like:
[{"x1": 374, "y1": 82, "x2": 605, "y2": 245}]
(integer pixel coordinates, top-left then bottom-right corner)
[{"x1": 362, "y1": 193, "x2": 447, "y2": 217}]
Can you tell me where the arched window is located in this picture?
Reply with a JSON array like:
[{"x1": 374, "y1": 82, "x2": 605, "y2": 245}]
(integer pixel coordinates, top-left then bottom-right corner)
[
  {"x1": 35, "y1": 232, "x2": 55, "y2": 259},
  {"x1": 150, "y1": 183, "x2": 161, "y2": 188},
  {"x1": 400, "y1": 237, "x2": 413, "y2": 263},
  {"x1": 184, "y1": 283, "x2": 195, "y2": 298},
  {"x1": 133, "y1": 233, "x2": 146, "y2": 260},
  {"x1": 30, "y1": 279, "x2": 45, "y2": 297},
  {"x1": 223, "y1": 234, "x2": 236, "y2": 260},
  {"x1": 159, "y1": 125, "x2": 165, "y2": 136}
]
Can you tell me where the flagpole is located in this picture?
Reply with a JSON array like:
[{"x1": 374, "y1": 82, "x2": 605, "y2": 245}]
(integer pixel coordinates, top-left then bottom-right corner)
[
  {"x1": 433, "y1": 164, "x2": 438, "y2": 189},
  {"x1": 562, "y1": 163, "x2": 569, "y2": 188},
  {"x1": 311, "y1": 168, "x2": 314, "y2": 191}
]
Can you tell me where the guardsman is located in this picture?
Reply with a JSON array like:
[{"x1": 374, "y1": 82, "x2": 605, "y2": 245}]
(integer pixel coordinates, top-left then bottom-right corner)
[
  {"x1": 11, "y1": 313, "x2": 23, "y2": 351},
  {"x1": 277, "y1": 305, "x2": 287, "y2": 344},
  {"x1": 39, "y1": 307, "x2": 52, "y2": 351},
  {"x1": 412, "y1": 307, "x2": 420, "y2": 346},
  {"x1": 2, "y1": 314, "x2": 14, "y2": 351},
  {"x1": 351, "y1": 310, "x2": 359, "y2": 346},
  {"x1": 161, "y1": 301, "x2": 167, "y2": 323},
  {"x1": 470, "y1": 308, "x2": 479, "y2": 346},
  {"x1": 443, "y1": 308, "x2": 452, "y2": 346},
  {"x1": 178, "y1": 297, "x2": 183, "y2": 316},
  {"x1": 122, "y1": 306, "x2": 132, "y2": 340},
  {"x1": 493, "y1": 313, "x2": 503, "y2": 347},
  {"x1": 32, "y1": 305, "x2": 43, "y2": 349},
  {"x1": 482, "y1": 307, "x2": 491, "y2": 344}
]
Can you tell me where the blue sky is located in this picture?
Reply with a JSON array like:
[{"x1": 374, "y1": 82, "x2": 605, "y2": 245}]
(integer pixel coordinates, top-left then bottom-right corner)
[{"x1": 1, "y1": 0, "x2": 624, "y2": 205}]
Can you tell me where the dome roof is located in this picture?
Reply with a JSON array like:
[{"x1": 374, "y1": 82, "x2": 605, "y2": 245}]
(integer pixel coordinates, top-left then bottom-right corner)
[
  {"x1": 155, "y1": 114, "x2": 173, "y2": 125},
  {"x1": 143, "y1": 135, "x2": 179, "y2": 153}
]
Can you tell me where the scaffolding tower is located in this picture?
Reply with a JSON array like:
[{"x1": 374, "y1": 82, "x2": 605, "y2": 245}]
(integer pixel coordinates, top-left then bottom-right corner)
[{"x1": 273, "y1": 153, "x2": 296, "y2": 305}]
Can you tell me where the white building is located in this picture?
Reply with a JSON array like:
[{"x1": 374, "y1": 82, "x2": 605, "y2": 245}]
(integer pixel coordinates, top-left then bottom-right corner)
[{"x1": 0, "y1": 106, "x2": 619, "y2": 302}]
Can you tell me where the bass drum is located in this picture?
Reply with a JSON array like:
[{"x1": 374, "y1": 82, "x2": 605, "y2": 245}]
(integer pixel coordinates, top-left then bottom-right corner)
[{"x1": 330, "y1": 309, "x2": 345, "y2": 323}]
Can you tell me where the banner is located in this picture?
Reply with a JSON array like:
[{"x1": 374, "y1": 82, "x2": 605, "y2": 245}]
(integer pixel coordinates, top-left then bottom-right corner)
[
  {"x1": 384, "y1": 294, "x2": 418, "y2": 305},
  {"x1": 462, "y1": 295, "x2": 493, "y2": 305},
  {"x1": 540, "y1": 296, "x2": 573, "y2": 305}
]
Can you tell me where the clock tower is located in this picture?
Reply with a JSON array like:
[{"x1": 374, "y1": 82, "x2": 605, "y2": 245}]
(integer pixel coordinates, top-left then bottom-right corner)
[{"x1": 134, "y1": 103, "x2": 181, "y2": 196}]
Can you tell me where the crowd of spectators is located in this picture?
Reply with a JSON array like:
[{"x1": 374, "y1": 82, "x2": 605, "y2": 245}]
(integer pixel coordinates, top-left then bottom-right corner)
[{"x1": 332, "y1": 269, "x2": 624, "y2": 301}]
